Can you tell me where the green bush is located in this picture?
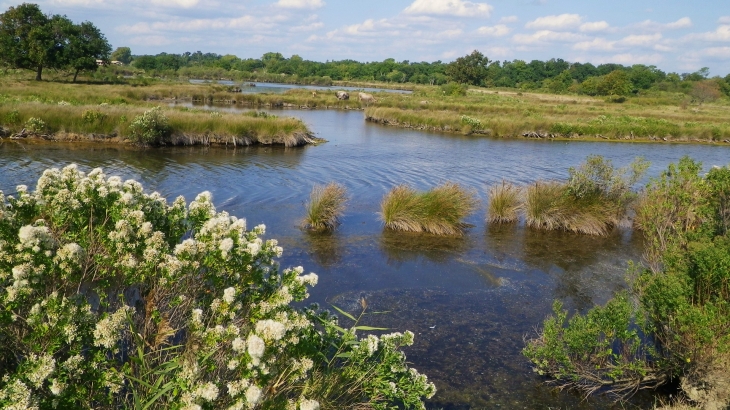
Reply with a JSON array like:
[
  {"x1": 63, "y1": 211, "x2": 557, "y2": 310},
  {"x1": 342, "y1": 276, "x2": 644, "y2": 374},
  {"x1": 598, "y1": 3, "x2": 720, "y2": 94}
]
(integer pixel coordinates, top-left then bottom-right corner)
[
  {"x1": 127, "y1": 106, "x2": 171, "y2": 145},
  {"x1": 24, "y1": 117, "x2": 46, "y2": 133},
  {"x1": 440, "y1": 82, "x2": 467, "y2": 96},
  {"x1": 81, "y1": 109, "x2": 106, "y2": 124},
  {"x1": 0, "y1": 165, "x2": 436, "y2": 409}
]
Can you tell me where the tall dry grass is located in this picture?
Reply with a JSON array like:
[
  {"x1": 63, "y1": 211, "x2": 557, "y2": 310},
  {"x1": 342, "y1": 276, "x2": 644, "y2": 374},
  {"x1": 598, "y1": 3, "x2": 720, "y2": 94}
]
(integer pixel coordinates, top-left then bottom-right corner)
[
  {"x1": 380, "y1": 182, "x2": 477, "y2": 236},
  {"x1": 303, "y1": 183, "x2": 348, "y2": 231},
  {"x1": 487, "y1": 181, "x2": 522, "y2": 223}
]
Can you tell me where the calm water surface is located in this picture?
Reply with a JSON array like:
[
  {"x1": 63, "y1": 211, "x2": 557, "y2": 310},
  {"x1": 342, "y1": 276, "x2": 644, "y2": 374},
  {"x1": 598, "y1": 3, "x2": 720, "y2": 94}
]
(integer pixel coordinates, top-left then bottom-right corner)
[{"x1": 2, "y1": 109, "x2": 729, "y2": 409}]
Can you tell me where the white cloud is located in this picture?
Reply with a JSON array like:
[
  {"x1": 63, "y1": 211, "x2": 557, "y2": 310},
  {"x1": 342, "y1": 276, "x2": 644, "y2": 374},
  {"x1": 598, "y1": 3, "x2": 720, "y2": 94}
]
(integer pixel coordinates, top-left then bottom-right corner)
[
  {"x1": 289, "y1": 22, "x2": 324, "y2": 32},
  {"x1": 438, "y1": 29, "x2": 463, "y2": 38},
  {"x1": 276, "y1": 0, "x2": 325, "y2": 9},
  {"x1": 150, "y1": 0, "x2": 200, "y2": 7},
  {"x1": 512, "y1": 30, "x2": 586, "y2": 45},
  {"x1": 684, "y1": 25, "x2": 730, "y2": 42},
  {"x1": 701, "y1": 46, "x2": 730, "y2": 58},
  {"x1": 579, "y1": 21, "x2": 609, "y2": 32},
  {"x1": 636, "y1": 17, "x2": 692, "y2": 31},
  {"x1": 476, "y1": 24, "x2": 510, "y2": 37},
  {"x1": 499, "y1": 16, "x2": 518, "y2": 23},
  {"x1": 619, "y1": 33, "x2": 662, "y2": 47},
  {"x1": 118, "y1": 15, "x2": 280, "y2": 34},
  {"x1": 573, "y1": 38, "x2": 615, "y2": 51},
  {"x1": 525, "y1": 14, "x2": 582, "y2": 30},
  {"x1": 596, "y1": 53, "x2": 664, "y2": 65},
  {"x1": 404, "y1": 0, "x2": 493, "y2": 17},
  {"x1": 720, "y1": 16, "x2": 730, "y2": 24}
]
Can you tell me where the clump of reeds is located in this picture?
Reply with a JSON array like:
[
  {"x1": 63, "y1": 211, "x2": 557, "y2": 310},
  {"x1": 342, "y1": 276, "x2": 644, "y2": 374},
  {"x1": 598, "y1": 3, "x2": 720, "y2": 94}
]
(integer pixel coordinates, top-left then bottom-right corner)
[
  {"x1": 525, "y1": 181, "x2": 569, "y2": 231},
  {"x1": 380, "y1": 182, "x2": 477, "y2": 236},
  {"x1": 303, "y1": 183, "x2": 348, "y2": 231},
  {"x1": 487, "y1": 181, "x2": 522, "y2": 223}
]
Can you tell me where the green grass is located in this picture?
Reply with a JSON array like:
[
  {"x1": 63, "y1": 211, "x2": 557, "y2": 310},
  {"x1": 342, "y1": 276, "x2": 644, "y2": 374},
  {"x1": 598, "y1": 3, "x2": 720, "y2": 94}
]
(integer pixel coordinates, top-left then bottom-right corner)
[
  {"x1": 380, "y1": 183, "x2": 478, "y2": 236},
  {"x1": 303, "y1": 183, "x2": 348, "y2": 231},
  {"x1": 487, "y1": 181, "x2": 522, "y2": 224}
]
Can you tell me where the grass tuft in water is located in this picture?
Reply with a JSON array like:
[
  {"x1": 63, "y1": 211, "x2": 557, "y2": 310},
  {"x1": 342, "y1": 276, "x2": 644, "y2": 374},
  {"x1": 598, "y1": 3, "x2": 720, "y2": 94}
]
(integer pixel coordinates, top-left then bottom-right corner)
[
  {"x1": 380, "y1": 182, "x2": 477, "y2": 236},
  {"x1": 487, "y1": 181, "x2": 522, "y2": 224},
  {"x1": 303, "y1": 182, "x2": 348, "y2": 231}
]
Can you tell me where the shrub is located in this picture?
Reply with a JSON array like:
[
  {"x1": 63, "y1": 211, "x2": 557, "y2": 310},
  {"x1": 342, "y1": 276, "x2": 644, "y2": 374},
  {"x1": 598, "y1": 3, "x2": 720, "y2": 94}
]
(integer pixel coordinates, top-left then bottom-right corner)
[
  {"x1": 380, "y1": 182, "x2": 477, "y2": 236},
  {"x1": 81, "y1": 109, "x2": 106, "y2": 124},
  {"x1": 0, "y1": 165, "x2": 435, "y2": 409},
  {"x1": 303, "y1": 182, "x2": 348, "y2": 231},
  {"x1": 440, "y1": 82, "x2": 467, "y2": 96},
  {"x1": 524, "y1": 159, "x2": 730, "y2": 407},
  {"x1": 24, "y1": 117, "x2": 46, "y2": 133},
  {"x1": 127, "y1": 106, "x2": 171, "y2": 145},
  {"x1": 486, "y1": 181, "x2": 522, "y2": 224},
  {"x1": 460, "y1": 115, "x2": 482, "y2": 129}
]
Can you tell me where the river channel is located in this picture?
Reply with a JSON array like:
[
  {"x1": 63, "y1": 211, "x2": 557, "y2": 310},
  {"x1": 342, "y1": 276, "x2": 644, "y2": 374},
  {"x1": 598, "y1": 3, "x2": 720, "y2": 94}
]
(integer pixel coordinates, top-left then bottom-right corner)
[{"x1": 2, "y1": 108, "x2": 729, "y2": 409}]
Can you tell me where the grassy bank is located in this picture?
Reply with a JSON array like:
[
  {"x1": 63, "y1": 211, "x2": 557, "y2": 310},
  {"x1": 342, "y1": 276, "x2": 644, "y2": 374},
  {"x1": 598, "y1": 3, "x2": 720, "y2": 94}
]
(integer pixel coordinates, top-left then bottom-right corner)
[
  {"x1": 0, "y1": 100, "x2": 315, "y2": 147},
  {"x1": 365, "y1": 87, "x2": 730, "y2": 143}
]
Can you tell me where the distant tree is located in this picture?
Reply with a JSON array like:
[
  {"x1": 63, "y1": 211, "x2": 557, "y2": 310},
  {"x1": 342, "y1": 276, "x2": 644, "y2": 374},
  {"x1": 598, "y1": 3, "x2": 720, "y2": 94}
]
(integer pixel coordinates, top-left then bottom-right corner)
[
  {"x1": 544, "y1": 69, "x2": 573, "y2": 93},
  {"x1": 0, "y1": 3, "x2": 58, "y2": 80},
  {"x1": 690, "y1": 80, "x2": 722, "y2": 104},
  {"x1": 598, "y1": 70, "x2": 633, "y2": 96},
  {"x1": 446, "y1": 50, "x2": 489, "y2": 86},
  {"x1": 65, "y1": 21, "x2": 111, "y2": 82},
  {"x1": 111, "y1": 46, "x2": 132, "y2": 64},
  {"x1": 132, "y1": 55, "x2": 157, "y2": 71}
]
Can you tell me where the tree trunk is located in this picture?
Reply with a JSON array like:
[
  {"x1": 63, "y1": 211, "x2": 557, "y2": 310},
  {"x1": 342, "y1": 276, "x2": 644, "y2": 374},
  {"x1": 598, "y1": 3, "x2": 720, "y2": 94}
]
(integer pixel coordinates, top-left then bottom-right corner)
[
  {"x1": 73, "y1": 69, "x2": 79, "y2": 83},
  {"x1": 35, "y1": 65, "x2": 43, "y2": 81}
]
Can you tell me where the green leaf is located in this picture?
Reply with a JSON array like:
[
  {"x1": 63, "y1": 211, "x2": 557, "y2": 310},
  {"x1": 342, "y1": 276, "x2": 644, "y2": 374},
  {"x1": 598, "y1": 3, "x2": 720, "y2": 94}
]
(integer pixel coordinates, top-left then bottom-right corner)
[{"x1": 331, "y1": 304, "x2": 357, "y2": 322}]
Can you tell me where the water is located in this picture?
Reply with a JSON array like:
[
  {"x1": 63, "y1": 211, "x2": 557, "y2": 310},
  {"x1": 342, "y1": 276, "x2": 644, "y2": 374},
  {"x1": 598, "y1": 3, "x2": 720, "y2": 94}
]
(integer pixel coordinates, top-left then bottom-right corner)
[
  {"x1": 2, "y1": 110, "x2": 729, "y2": 408},
  {"x1": 188, "y1": 79, "x2": 412, "y2": 94}
]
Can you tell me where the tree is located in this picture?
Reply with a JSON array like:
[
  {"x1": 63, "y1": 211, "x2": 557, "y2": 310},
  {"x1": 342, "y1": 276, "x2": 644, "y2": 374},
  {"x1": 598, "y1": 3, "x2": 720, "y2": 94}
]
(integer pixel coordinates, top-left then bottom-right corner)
[
  {"x1": 0, "y1": 3, "x2": 58, "y2": 80},
  {"x1": 110, "y1": 46, "x2": 131, "y2": 64},
  {"x1": 65, "y1": 21, "x2": 111, "y2": 82},
  {"x1": 690, "y1": 80, "x2": 722, "y2": 104},
  {"x1": 446, "y1": 50, "x2": 489, "y2": 86}
]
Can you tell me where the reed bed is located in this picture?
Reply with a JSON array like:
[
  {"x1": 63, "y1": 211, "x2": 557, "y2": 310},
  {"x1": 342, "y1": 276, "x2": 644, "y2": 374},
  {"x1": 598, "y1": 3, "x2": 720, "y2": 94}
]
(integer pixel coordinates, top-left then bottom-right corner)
[
  {"x1": 0, "y1": 103, "x2": 313, "y2": 146},
  {"x1": 487, "y1": 181, "x2": 523, "y2": 223},
  {"x1": 303, "y1": 183, "x2": 348, "y2": 231},
  {"x1": 380, "y1": 183, "x2": 478, "y2": 236}
]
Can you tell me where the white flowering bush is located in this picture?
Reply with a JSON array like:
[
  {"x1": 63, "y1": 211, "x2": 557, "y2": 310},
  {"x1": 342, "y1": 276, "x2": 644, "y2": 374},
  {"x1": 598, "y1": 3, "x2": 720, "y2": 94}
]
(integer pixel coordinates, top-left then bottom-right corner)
[
  {"x1": 0, "y1": 165, "x2": 435, "y2": 409},
  {"x1": 127, "y1": 106, "x2": 171, "y2": 145},
  {"x1": 24, "y1": 117, "x2": 47, "y2": 134}
]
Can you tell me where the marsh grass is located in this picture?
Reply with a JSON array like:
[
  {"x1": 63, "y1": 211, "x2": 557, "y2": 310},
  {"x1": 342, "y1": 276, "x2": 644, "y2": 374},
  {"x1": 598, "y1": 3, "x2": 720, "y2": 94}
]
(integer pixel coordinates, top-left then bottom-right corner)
[
  {"x1": 0, "y1": 103, "x2": 312, "y2": 146},
  {"x1": 487, "y1": 181, "x2": 522, "y2": 223},
  {"x1": 380, "y1": 183, "x2": 477, "y2": 236},
  {"x1": 303, "y1": 183, "x2": 348, "y2": 231}
]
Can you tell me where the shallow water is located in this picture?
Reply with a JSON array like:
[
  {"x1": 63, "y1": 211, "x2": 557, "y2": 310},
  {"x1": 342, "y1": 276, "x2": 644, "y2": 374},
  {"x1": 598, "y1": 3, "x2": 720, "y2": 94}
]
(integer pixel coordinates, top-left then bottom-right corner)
[
  {"x1": 2, "y1": 109, "x2": 729, "y2": 408},
  {"x1": 189, "y1": 79, "x2": 411, "y2": 94}
]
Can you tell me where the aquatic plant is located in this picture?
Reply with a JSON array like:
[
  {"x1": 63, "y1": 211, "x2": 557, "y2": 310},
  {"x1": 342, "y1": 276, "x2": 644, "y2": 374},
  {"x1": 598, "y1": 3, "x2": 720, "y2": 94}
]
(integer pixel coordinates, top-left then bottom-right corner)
[
  {"x1": 0, "y1": 165, "x2": 435, "y2": 409},
  {"x1": 380, "y1": 182, "x2": 477, "y2": 236},
  {"x1": 303, "y1": 182, "x2": 347, "y2": 231},
  {"x1": 486, "y1": 181, "x2": 522, "y2": 224},
  {"x1": 524, "y1": 159, "x2": 730, "y2": 408}
]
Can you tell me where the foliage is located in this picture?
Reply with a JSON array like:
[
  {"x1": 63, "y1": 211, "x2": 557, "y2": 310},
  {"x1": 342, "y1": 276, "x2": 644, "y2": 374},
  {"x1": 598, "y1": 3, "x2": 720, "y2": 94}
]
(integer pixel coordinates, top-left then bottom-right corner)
[
  {"x1": 380, "y1": 183, "x2": 477, "y2": 236},
  {"x1": 0, "y1": 165, "x2": 436, "y2": 409},
  {"x1": 303, "y1": 183, "x2": 348, "y2": 232},
  {"x1": 445, "y1": 50, "x2": 489, "y2": 86},
  {"x1": 459, "y1": 115, "x2": 482, "y2": 129},
  {"x1": 111, "y1": 47, "x2": 132, "y2": 65},
  {"x1": 127, "y1": 106, "x2": 172, "y2": 145},
  {"x1": 24, "y1": 116, "x2": 46, "y2": 133},
  {"x1": 690, "y1": 81, "x2": 722, "y2": 104},
  {"x1": 524, "y1": 158, "x2": 730, "y2": 406},
  {"x1": 0, "y1": 3, "x2": 111, "y2": 81},
  {"x1": 440, "y1": 82, "x2": 467, "y2": 96}
]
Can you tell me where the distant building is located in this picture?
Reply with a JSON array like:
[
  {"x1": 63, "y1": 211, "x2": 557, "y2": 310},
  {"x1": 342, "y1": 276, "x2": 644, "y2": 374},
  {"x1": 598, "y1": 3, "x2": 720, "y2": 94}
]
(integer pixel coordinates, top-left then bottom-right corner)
[{"x1": 95, "y1": 60, "x2": 125, "y2": 66}]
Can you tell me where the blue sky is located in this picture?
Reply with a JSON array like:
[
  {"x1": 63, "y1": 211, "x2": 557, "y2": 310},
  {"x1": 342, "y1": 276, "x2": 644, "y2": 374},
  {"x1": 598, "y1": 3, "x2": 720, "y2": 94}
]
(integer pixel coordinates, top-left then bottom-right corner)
[{"x1": 4, "y1": 0, "x2": 729, "y2": 75}]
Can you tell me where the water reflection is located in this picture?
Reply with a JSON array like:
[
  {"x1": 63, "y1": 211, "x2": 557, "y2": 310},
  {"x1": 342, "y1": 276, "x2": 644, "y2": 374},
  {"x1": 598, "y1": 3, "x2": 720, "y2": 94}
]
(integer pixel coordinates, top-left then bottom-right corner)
[{"x1": 379, "y1": 230, "x2": 473, "y2": 266}]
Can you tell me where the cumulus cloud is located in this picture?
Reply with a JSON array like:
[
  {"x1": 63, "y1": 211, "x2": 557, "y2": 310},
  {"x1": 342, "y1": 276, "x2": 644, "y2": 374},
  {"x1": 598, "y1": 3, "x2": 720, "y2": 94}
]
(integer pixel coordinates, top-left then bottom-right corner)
[
  {"x1": 525, "y1": 14, "x2": 582, "y2": 30},
  {"x1": 701, "y1": 46, "x2": 730, "y2": 58},
  {"x1": 276, "y1": 0, "x2": 324, "y2": 9},
  {"x1": 720, "y1": 16, "x2": 730, "y2": 24},
  {"x1": 579, "y1": 21, "x2": 609, "y2": 32},
  {"x1": 499, "y1": 16, "x2": 518, "y2": 23},
  {"x1": 118, "y1": 14, "x2": 280, "y2": 33},
  {"x1": 572, "y1": 38, "x2": 615, "y2": 51},
  {"x1": 403, "y1": 0, "x2": 493, "y2": 18},
  {"x1": 636, "y1": 17, "x2": 692, "y2": 31},
  {"x1": 289, "y1": 22, "x2": 324, "y2": 32},
  {"x1": 512, "y1": 30, "x2": 586, "y2": 45},
  {"x1": 684, "y1": 25, "x2": 730, "y2": 42},
  {"x1": 619, "y1": 33, "x2": 662, "y2": 47},
  {"x1": 150, "y1": 0, "x2": 200, "y2": 7},
  {"x1": 476, "y1": 24, "x2": 510, "y2": 37}
]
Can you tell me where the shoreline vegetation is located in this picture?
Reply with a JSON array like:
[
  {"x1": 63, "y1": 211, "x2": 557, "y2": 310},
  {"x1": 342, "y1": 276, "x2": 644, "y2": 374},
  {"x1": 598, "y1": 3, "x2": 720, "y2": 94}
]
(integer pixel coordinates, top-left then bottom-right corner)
[{"x1": 2, "y1": 73, "x2": 730, "y2": 145}]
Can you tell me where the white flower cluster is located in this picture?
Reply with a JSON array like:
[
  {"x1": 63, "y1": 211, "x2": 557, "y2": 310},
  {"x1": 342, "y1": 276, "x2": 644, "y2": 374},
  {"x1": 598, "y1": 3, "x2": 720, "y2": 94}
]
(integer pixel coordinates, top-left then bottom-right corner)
[
  {"x1": 18, "y1": 225, "x2": 54, "y2": 252},
  {"x1": 299, "y1": 398, "x2": 321, "y2": 410},
  {"x1": 94, "y1": 306, "x2": 133, "y2": 349},
  {"x1": 0, "y1": 379, "x2": 36, "y2": 410},
  {"x1": 255, "y1": 319, "x2": 286, "y2": 342},
  {"x1": 26, "y1": 353, "x2": 55, "y2": 388}
]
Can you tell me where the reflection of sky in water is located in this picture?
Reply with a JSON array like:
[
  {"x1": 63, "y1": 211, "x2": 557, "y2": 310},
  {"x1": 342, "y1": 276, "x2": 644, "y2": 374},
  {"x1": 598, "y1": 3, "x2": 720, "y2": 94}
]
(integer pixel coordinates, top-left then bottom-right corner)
[{"x1": 1, "y1": 110, "x2": 728, "y2": 408}]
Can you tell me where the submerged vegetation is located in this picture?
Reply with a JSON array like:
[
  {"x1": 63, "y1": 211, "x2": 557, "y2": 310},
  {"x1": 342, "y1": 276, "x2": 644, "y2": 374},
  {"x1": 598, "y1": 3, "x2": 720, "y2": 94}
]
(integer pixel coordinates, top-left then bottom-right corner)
[
  {"x1": 523, "y1": 158, "x2": 730, "y2": 408},
  {"x1": 380, "y1": 183, "x2": 477, "y2": 236},
  {"x1": 0, "y1": 165, "x2": 436, "y2": 409},
  {"x1": 303, "y1": 183, "x2": 348, "y2": 232}
]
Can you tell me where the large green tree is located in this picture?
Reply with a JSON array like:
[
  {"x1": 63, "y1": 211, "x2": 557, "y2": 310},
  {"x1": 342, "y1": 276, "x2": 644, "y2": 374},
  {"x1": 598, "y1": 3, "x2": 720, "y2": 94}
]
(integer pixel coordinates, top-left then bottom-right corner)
[
  {"x1": 446, "y1": 50, "x2": 489, "y2": 86},
  {"x1": 0, "y1": 3, "x2": 110, "y2": 81},
  {"x1": 110, "y1": 46, "x2": 131, "y2": 64}
]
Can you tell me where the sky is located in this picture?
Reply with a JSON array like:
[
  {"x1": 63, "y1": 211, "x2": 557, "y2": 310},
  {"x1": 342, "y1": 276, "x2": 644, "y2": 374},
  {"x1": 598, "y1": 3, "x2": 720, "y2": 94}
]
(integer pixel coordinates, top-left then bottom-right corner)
[{"x1": 3, "y1": 0, "x2": 729, "y2": 76}]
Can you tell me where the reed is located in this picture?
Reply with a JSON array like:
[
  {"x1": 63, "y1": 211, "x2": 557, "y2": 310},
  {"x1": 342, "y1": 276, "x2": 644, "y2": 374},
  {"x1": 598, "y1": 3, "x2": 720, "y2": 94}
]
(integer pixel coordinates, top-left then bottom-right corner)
[
  {"x1": 487, "y1": 181, "x2": 522, "y2": 223},
  {"x1": 380, "y1": 183, "x2": 477, "y2": 236},
  {"x1": 303, "y1": 183, "x2": 348, "y2": 231}
]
